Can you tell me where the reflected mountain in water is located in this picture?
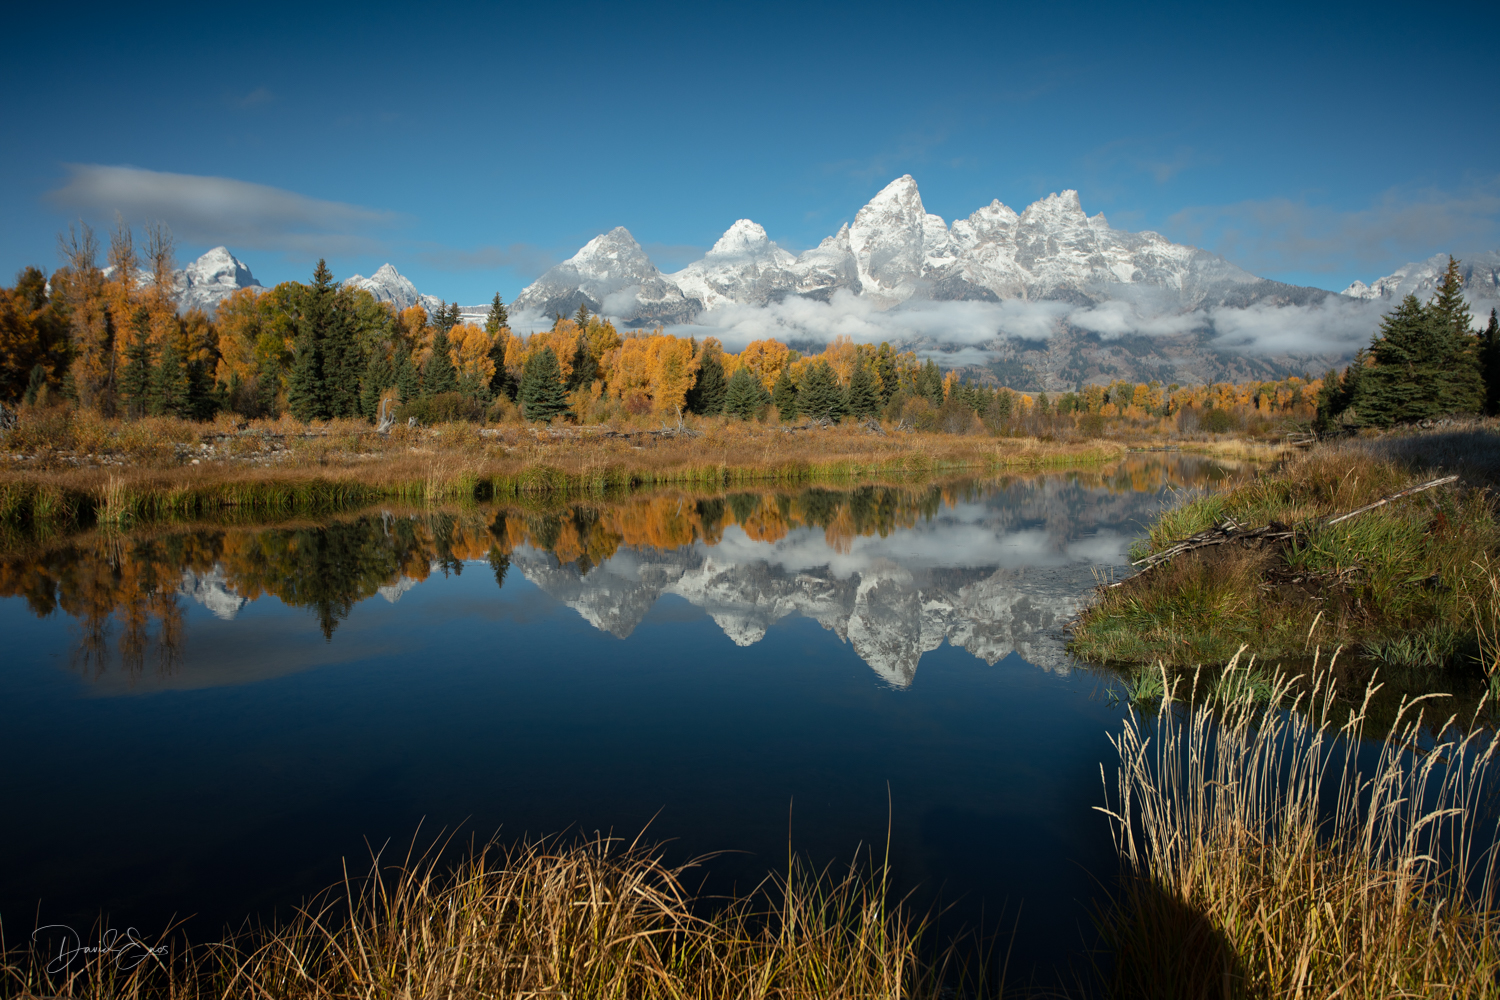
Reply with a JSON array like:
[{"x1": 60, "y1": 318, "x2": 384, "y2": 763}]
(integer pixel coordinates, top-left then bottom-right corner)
[{"x1": 5, "y1": 458, "x2": 1238, "y2": 687}]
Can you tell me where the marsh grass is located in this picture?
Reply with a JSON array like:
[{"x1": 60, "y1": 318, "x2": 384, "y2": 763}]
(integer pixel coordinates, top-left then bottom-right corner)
[
  {"x1": 1, "y1": 413, "x2": 1132, "y2": 531},
  {"x1": 1097, "y1": 650, "x2": 1500, "y2": 999},
  {"x1": 1072, "y1": 446, "x2": 1500, "y2": 675},
  {"x1": 2, "y1": 833, "x2": 981, "y2": 1000}
]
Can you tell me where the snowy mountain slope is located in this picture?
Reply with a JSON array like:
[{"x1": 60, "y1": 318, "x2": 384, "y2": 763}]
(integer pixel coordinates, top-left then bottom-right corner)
[
  {"x1": 101, "y1": 246, "x2": 263, "y2": 313},
  {"x1": 1342, "y1": 250, "x2": 1500, "y2": 321},
  {"x1": 511, "y1": 227, "x2": 702, "y2": 325},
  {"x1": 344, "y1": 263, "x2": 445, "y2": 314},
  {"x1": 513, "y1": 176, "x2": 1332, "y2": 323},
  {"x1": 668, "y1": 220, "x2": 798, "y2": 310}
]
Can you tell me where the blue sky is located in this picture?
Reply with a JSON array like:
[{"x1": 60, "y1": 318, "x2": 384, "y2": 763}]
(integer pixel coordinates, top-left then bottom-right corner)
[{"x1": 3, "y1": 0, "x2": 1496, "y2": 306}]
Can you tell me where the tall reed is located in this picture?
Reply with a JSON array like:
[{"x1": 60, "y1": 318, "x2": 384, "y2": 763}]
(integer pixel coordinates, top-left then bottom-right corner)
[
  {"x1": 1097, "y1": 649, "x2": 1500, "y2": 998},
  {"x1": 3, "y1": 832, "x2": 961, "y2": 1000}
]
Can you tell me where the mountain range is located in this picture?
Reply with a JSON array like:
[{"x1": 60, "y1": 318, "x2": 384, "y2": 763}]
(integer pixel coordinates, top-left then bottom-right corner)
[
  {"x1": 512, "y1": 176, "x2": 1328, "y2": 325},
  {"x1": 138, "y1": 176, "x2": 1500, "y2": 388}
]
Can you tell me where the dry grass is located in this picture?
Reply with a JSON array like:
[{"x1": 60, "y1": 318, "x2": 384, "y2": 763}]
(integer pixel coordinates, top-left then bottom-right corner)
[
  {"x1": 1097, "y1": 650, "x2": 1500, "y2": 999},
  {"x1": 2, "y1": 832, "x2": 984, "y2": 1000},
  {"x1": 1, "y1": 409, "x2": 1135, "y2": 529}
]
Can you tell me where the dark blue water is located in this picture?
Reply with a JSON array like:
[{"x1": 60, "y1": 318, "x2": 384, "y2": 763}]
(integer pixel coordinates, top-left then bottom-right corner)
[{"x1": 0, "y1": 463, "x2": 1232, "y2": 974}]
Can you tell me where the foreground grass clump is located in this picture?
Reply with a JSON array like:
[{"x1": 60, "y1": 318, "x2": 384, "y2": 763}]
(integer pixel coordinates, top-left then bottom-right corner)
[
  {"x1": 1098, "y1": 653, "x2": 1500, "y2": 999},
  {"x1": 1070, "y1": 440, "x2": 1500, "y2": 673},
  {"x1": 3, "y1": 834, "x2": 970, "y2": 1000}
]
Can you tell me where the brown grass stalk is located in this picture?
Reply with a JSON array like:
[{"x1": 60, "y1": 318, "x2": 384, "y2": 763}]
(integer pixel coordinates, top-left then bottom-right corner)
[{"x1": 1097, "y1": 649, "x2": 1500, "y2": 998}]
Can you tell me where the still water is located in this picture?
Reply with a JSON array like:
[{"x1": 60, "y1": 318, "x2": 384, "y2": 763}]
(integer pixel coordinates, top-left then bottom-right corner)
[{"x1": 0, "y1": 457, "x2": 1238, "y2": 972}]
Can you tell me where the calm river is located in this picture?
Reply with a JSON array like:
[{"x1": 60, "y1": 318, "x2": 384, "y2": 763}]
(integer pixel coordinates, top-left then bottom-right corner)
[{"x1": 0, "y1": 456, "x2": 1240, "y2": 974}]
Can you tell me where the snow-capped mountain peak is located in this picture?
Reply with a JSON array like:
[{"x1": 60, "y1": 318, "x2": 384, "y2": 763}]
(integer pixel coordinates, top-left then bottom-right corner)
[
  {"x1": 344, "y1": 263, "x2": 445, "y2": 314},
  {"x1": 101, "y1": 246, "x2": 263, "y2": 314},
  {"x1": 513, "y1": 226, "x2": 701, "y2": 325}
]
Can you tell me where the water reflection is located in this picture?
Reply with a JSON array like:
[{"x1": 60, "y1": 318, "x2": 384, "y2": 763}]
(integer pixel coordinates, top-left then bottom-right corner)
[{"x1": 0, "y1": 456, "x2": 1242, "y2": 689}]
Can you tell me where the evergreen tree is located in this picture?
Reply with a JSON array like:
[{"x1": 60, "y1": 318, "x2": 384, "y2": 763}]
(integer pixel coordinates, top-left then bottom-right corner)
[
  {"x1": 256, "y1": 353, "x2": 281, "y2": 417},
  {"x1": 722, "y1": 366, "x2": 764, "y2": 420},
  {"x1": 771, "y1": 366, "x2": 799, "y2": 420},
  {"x1": 119, "y1": 307, "x2": 155, "y2": 418},
  {"x1": 798, "y1": 360, "x2": 846, "y2": 421},
  {"x1": 874, "y1": 342, "x2": 898, "y2": 403},
  {"x1": 487, "y1": 330, "x2": 514, "y2": 400},
  {"x1": 423, "y1": 329, "x2": 459, "y2": 396},
  {"x1": 686, "y1": 351, "x2": 728, "y2": 415},
  {"x1": 518, "y1": 346, "x2": 569, "y2": 422},
  {"x1": 574, "y1": 303, "x2": 591, "y2": 331},
  {"x1": 1361, "y1": 291, "x2": 1483, "y2": 425},
  {"x1": 434, "y1": 301, "x2": 461, "y2": 335},
  {"x1": 1481, "y1": 309, "x2": 1500, "y2": 415},
  {"x1": 485, "y1": 293, "x2": 508, "y2": 335},
  {"x1": 322, "y1": 286, "x2": 362, "y2": 419},
  {"x1": 917, "y1": 358, "x2": 944, "y2": 405},
  {"x1": 394, "y1": 345, "x2": 420, "y2": 403},
  {"x1": 566, "y1": 334, "x2": 597, "y2": 392},
  {"x1": 150, "y1": 338, "x2": 191, "y2": 417},
  {"x1": 1427, "y1": 257, "x2": 1486, "y2": 415},
  {"x1": 22, "y1": 365, "x2": 46, "y2": 405},
  {"x1": 187, "y1": 357, "x2": 218, "y2": 420},
  {"x1": 846, "y1": 359, "x2": 880, "y2": 418},
  {"x1": 286, "y1": 320, "x2": 324, "y2": 421},
  {"x1": 360, "y1": 351, "x2": 395, "y2": 418}
]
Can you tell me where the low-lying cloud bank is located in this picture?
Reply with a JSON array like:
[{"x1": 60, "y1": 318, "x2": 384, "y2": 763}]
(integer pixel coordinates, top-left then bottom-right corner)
[{"x1": 514, "y1": 289, "x2": 1385, "y2": 362}]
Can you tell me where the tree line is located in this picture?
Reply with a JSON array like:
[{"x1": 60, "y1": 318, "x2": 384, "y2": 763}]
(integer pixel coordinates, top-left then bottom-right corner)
[{"x1": 6, "y1": 221, "x2": 1488, "y2": 433}]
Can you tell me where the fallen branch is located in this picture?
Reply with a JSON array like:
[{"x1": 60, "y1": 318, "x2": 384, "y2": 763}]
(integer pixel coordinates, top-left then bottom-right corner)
[{"x1": 1110, "y1": 474, "x2": 1460, "y2": 585}]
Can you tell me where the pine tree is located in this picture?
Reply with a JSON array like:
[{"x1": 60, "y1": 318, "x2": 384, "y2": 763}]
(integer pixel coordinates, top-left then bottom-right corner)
[
  {"x1": 846, "y1": 359, "x2": 880, "y2": 418},
  {"x1": 187, "y1": 357, "x2": 218, "y2": 420},
  {"x1": 917, "y1": 358, "x2": 944, "y2": 405},
  {"x1": 874, "y1": 342, "x2": 898, "y2": 403},
  {"x1": 22, "y1": 365, "x2": 46, "y2": 405},
  {"x1": 119, "y1": 307, "x2": 155, "y2": 418},
  {"x1": 686, "y1": 352, "x2": 727, "y2": 415},
  {"x1": 323, "y1": 286, "x2": 361, "y2": 419},
  {"x1": 798, "y1": 360, "x2": 846, "y2": 421},
  {"x1": 423, "y1": 329, "x2": 458, "y2": 396},
  {"x1": 1427, "y1": 257, "x2": 1485, "y2": 415},
  {"x1": 1361, "y1": 288, "x2": 1484, "y2": 425},
  {"x1": 150, "y1": 338, "x2": 191, "y2": 418},
  {"x1": 360, "y1": 351, "x2": 394, "y2": 418},
  {"x1": 434, "y1": 301, "x2": 461, "y2": 335},
  {"x1": 771, "y1": 367, "x2": 799, "y2": 420},
  {"x1": 518, "y1": 346, "x2": 569, "y2": 422},
  {"x1": 286, "y1": 321, "x2": 324, "y2": 422},
  {"x1": 722, "y1": 366, "x2": 764, "y2": 420},
  {"x1": 394, "y1": 345, "x2": 420, "y2": 403},
  {"x1": 566, "y1": 334, "x2": 597, "y2": 392},
  {"x1": 574, "y1": 303, "x2": 591, "y2": 331},
  {"x1": 487, "y1": 331, "x2": 513, "y2": 400},
  {"x1": 485, "y1": 293, "x2": 509, "y2": 335},
  {"x1": 256, "y1": 353, "x2": 281, "y2": 417},
  {"x1": 1481, "y1": 309, "x2": 1500, "y2": 415}
]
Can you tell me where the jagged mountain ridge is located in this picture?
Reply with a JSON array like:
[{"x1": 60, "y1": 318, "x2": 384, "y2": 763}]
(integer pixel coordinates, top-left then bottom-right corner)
[
  {"x1": 1342, "y1": 250, "x2": 1500, "y2": 320},
  {"x1": 344, "y1": 263, "x2": 446, "y2": 314},
  {"x1": 101, "y1": 246, "x2": 263, "y2": 314},
  {"x1": 510, "y1": 176, "x2": 1331, "y2": 327}
]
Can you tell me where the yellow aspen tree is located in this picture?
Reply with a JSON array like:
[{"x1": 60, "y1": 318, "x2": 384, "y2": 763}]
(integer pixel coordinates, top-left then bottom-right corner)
[
  {"x1": 647, "y1": 334, "x2": 699, "y2": 414},
  {"x1": 738, "y1": 338, "x2": 790, "y2": 388}
]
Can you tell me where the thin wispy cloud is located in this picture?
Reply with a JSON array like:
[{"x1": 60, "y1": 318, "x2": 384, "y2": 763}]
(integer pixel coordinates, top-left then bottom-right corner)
[
  {"x1": 416, "y1": 242, "x2": 556, "y2": 278},
  {"x1": 1168, "y1": 177, "x2": 1500, "y2": 278},
  {"x1": 236, "y1": 86, "x2": 274, "y2": 109},
  {"x1": 45, "y1": 164, "x2": 401, "y2": 257}
]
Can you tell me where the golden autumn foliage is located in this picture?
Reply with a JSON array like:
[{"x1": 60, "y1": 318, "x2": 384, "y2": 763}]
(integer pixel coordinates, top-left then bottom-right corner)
[{"x1": 605, "y1": 333, "x2": 700, "y2": 414}]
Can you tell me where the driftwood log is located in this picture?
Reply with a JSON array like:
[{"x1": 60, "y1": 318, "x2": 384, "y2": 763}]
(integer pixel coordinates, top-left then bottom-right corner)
[{"x1": 1111, "y1": 474, "x2": 1459, "y2": 586}]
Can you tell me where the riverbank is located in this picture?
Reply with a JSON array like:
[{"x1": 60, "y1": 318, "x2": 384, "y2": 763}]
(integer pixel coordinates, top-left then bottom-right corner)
[
  {"x1": 1069, "y1": 426, "x2": 1500, "y2": 694},
  {"x1": 2, "y1": 406, "x2": 1265, "y2": 530}
]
